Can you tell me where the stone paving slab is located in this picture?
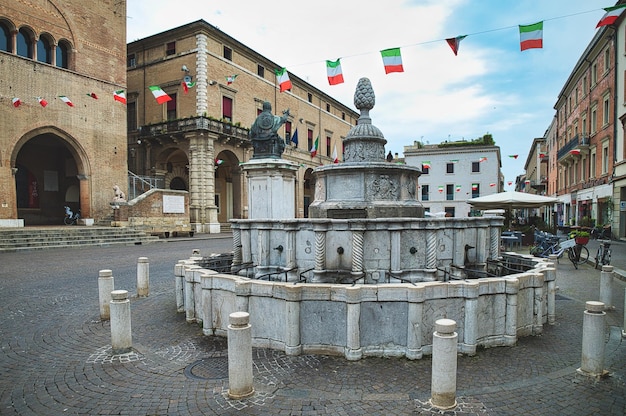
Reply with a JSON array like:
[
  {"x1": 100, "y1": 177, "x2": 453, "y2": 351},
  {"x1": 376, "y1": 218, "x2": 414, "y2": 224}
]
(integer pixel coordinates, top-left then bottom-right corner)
[{"x1": 0, "y1": 239, "x2": 625, "y2": 415}]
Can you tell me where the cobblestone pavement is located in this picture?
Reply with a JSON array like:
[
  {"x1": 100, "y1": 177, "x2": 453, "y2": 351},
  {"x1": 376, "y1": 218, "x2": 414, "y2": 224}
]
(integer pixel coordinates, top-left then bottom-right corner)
[{"x1": 0, "y1": 235, "x2": 625, "y2": 415}]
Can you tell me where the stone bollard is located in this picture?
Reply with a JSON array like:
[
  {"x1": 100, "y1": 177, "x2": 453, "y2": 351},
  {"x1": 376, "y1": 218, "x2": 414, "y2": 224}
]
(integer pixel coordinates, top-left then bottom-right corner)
[
  {"x1": 110, "y1": 290, "x2": 132, "y2": 355},
  {"x1": 98, "y1": 269, "x2": 114, "y2": 320},
  {"x1": 137, "y1": 257, "x2": 149, "y2": 297},
  {"x1": 623, "y1": 288, "x2": 626, "y2": 338},
  {"x1": 599, "y1": 265, "x2": 613, "y2": 310},
  {"x1": 430, "y1": 318, "x2": 458, "y2": 410},
  {"x1": 577, "y1": 301, "x2": 607, "y2": 377},
  {"x1": 227, "y1": 312, "x2": 254, "y2": 399}
]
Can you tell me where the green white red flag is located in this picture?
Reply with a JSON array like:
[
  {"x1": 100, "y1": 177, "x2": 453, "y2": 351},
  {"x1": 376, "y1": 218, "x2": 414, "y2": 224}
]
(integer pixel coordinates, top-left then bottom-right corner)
[
  {"x1": 37, "y1": 97, "x2": 48, "y2": 107},
  {"x1": 509, "y1": 154, "x2": 518, "y2": 159},
  {"x1": 472, "y1": 183, "x2": 478, "y2": 191},
  {"x1": 275, "y1": 68, "x2": 292, "y2": 92},
  {"x1": 226, "y1": 74, "x2": 238, "y2": 85},
  {"x1": 381, "y1": 48, "x2": 403, "y2": 74},
  {"x1": 59, "y1": 96, "x2": 74, "y2": 107},
  {"x1": 113, "y1": 90, "x2": 126, "y2": 104},
  {"x1": 596, "y1": 4, "x2": 626, "y2": 28},
  {"x1": 87, "y1": 92, "x2": 98, "y2": 99},
  {"x1": 446, "y1": 35, "x2": 467, "y2": 56},
  {"x1": 332, "y1": 144, "x2": 339, "y2": 163},
  {"x1": 326, "y1": 59, "x2": 344, "y2": 85},
  {"x1": 310, "y1": 135, "x2": 319, "y2": 158},
  {"x1": 519, "y1": 21, "x2": 543, "y2": 51},
  {"x1": 422, "y1": 161, "x2": 431, "y2": 169},
  {"x1": 12, "y1": 98, "x2": 21, "y2": 107},
  {"x1": 455, "y1": 185, "x2": 462, "y2": 192},
  {"x1": 149, "y1": 86, "x2": 172, "y2": 104}
]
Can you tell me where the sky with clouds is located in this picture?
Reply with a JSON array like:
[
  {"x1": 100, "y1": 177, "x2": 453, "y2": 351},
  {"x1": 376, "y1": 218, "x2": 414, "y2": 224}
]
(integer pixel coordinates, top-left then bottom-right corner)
[{"x1": 127, "y1": 0, "x2": 612, "y2": 188}]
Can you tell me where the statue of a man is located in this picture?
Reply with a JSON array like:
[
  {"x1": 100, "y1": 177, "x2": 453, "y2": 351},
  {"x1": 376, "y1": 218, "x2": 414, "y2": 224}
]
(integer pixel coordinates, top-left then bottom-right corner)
[{"x1": 249, "y1": 101, "x2": 290, "y2": 159}]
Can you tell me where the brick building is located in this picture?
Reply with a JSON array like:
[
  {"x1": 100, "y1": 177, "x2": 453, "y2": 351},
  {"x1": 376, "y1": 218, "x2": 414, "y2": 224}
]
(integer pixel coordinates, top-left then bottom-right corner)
[
  {"x1": 0, "y1": 0, "x2": 127, "y2": 226},
  {"x1": 126, "y1": 20, "x2": 358, "y2": 233},
  {"x1": 553, "y1": 24, "x2": 615, "y2": 228}
]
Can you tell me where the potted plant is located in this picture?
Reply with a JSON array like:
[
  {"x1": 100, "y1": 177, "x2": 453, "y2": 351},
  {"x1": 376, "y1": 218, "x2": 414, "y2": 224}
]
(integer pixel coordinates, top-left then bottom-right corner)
[{"x1": 570, "y1": 230, "x2": 590, "y2": 245}]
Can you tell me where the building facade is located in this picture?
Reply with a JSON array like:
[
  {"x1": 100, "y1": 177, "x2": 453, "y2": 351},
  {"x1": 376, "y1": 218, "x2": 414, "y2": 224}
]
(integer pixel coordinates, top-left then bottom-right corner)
[
  {"x1": 614, "y1": 4, "x2": 626, "y2": 239},
  {"x1": 403, "y1": 141, "x2": 502, "y2": 218},
  {"x1": 126, "y1": 20, "x2": 358, "y2": 233},
  {"x1": 553, "y1": 24, "x2": 615, "y2": 230},
  {"x1": 0, "y1": 0, "x2": 128, "y2": 226}
]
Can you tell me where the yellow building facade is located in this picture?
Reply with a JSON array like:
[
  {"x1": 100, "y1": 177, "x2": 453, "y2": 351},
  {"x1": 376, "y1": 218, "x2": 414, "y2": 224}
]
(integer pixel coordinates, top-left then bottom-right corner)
[{"x1": 127, "y1": 20, "x2": 358, "y2": 233}]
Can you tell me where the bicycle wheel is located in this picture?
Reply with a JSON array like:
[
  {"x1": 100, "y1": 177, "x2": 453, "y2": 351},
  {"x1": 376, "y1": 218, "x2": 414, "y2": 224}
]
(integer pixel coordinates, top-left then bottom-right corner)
[
  {"x1": 595, "y1": 247, "x2": 602, "y2": 269},
  {"x1": 64, "y1": 216, "x2": 71, "y2": 225},
  {"x1": 573, "y1": 245, "x2": 589, "y2": 266}
]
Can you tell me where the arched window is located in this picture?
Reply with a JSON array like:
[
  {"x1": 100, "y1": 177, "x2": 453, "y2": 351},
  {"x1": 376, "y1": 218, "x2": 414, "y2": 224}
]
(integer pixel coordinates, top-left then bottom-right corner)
[
  {"x1": 0, "y1": 21, "x2": 11, "y2": 53},
  {"x1": 16, "y1": 27, "x2": 32, "y2": 58},
  {"x1": 37, "y1": 35, "x2": 53, "y2": 64},
  {"x1": 56, "y1": 40, "x2": 70, "y2": 68}
]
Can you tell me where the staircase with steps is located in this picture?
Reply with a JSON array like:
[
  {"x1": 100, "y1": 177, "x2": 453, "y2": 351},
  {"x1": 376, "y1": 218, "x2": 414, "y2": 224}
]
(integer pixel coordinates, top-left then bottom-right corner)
[{"x1": 0, "y1": 226, "x2": 161, "y2": 252}]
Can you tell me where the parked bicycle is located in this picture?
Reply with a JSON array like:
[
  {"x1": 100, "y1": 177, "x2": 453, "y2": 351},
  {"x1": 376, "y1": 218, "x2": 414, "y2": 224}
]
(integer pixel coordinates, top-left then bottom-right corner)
[
  {"x1": 64, "y1": 206, "x2": 80, "y2": 225},
  {"x1": 594, "y1": 239, "x2": 612, "y2": 269},
  {"x1": 530, "y1": 233, "x2": 589, "y2": 269}
]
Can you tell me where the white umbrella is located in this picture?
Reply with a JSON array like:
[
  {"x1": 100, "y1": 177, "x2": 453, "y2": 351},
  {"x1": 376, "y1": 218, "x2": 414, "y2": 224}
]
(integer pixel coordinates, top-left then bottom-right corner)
[{"x1": 467, "y1": 191, "x2": 558, "y2": 210}]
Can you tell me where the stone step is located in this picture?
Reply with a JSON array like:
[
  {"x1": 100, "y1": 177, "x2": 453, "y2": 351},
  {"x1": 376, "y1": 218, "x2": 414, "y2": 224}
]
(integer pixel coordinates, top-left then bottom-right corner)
[{"x1": 0, "y1": 227, "x2": 160, "y2": 252}]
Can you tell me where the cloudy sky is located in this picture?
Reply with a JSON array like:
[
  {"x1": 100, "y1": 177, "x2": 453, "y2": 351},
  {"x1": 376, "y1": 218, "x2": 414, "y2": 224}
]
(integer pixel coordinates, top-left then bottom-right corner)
[{"x1": 127, "y1": 0, "x2": 611, "y2": 188}]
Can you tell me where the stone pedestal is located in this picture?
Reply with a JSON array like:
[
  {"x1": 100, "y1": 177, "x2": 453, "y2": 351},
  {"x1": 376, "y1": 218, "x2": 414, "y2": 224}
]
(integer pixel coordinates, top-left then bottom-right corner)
[
  {"x1": 241, "y1": 158, "x2": 298, "y2": 219},
  {"x1": 227, "y1": 311, "x2": 254, "y2": 399},
  {"x1": 577, "y1": 301, "x2": 607, "y2": 377},
  {"x1": 430, "y1": 319, "x2": 458, "y2": 410},
  {"x1": 98, "y1": 269, "x2": 114, "y2": 320},
  {"x1": 110, "y1": 290, "x2": 132, "y2": 354}
]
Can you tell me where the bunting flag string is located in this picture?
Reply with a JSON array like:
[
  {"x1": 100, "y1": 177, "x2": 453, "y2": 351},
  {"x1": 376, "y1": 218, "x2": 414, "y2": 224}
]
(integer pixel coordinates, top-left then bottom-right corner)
[{"x1": 275, "y1": 6, "x2": 608, "y2": 86}]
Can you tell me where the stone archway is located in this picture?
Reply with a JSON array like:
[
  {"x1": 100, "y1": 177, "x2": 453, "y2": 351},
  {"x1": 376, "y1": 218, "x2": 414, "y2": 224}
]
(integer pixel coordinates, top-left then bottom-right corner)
[
  {"x1": 11, "y1": 127, "x2": 90, "y2": 225},
  {"x1": 214, "y1": 150, "x2": 242, "y2": 224}
]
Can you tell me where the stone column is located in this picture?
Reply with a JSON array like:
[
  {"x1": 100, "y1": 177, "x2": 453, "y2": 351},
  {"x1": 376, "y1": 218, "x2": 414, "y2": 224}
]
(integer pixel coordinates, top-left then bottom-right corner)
[
  {"x1": 312, "y1": 223, "x2": 328, "y2": 283},
  {"x1": 544, "y1": 266, "x2": 556, "y2": 325},
  {"x1": 533, "y1": 275, "x2": 543, "y2": 335},
  {"x1": 425, "y1": 229, "x2": 437, "y2": 271},
  {"x1": 285, "y1": 223, "x2": 298, "y2": 282},
  {"x1": 463, "y1": 281, "x2": 479, "y2": 355},
  {"x1": 350, "y1": 222, "x2": 365, "y2": 282},
  {"x1": 98, "y1": 269, "x2": 114, "y2": 320},
  {"x1": 577, "y1": 301, "x2": 607, "y2": 377},
  {"x1": 406, "y1": 286, "x2": 424, "y2": 360},
  {"x1": 174, "y1": 260, "x2": 186, "y2": 313},
  {"x1": 231, "y1": 224, "x2": 242, "y2": 272},
  {"x1": 201, "y1": 271, "x2": 214, "y2": 336},
  {"x1": 345, "y1": 287, "x2": 362, "y2": 361},
  {"x1": 184, "y1": 265, "x2": 201, "y2": 323},
  {"x1": 284, "y1": 285, "x2": 302, "y2": 355},
  {"x1": 110, "y1": 290, "x2": 132, "y2": 354},
  {"x1": 227, "y1": 312, "x2": 254, "y2": 399},
  {"x1": 389, "y1": 227, "x2": 402, "y2": 274},
  {"x1": 240, "y1": 223, "x2": 252, "y2": 277},
  {"x1": 136, "y1": 257, "x2": 149, "y2": 297},
  {"x1": 599, "y1": 265, "x2": 613, "y2": 310},
  {"x1": 490, "y1": 226, "x2": 499, "y2": 259},
  {"x1": 504, "y1": 278, "x2": 519, "y2": 346},
  {"x1": 430, "y1": 319, "x2": 458, "y2": 410}
]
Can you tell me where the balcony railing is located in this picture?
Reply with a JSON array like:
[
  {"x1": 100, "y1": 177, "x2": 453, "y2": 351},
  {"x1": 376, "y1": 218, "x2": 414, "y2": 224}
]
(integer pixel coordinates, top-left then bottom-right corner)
[
  {"x1": 557, "y1": 134, "x2": 589, "y2": 160},
  {"x1": 138, "y1": 116, "x2": 250, "y2": 140}
]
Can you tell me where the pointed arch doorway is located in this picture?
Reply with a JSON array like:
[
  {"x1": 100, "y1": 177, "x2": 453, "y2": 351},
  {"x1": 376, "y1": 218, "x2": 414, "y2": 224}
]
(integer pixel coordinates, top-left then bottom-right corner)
[{"x1": 12, "y1": 127, "x2": 89, "y2": 225}]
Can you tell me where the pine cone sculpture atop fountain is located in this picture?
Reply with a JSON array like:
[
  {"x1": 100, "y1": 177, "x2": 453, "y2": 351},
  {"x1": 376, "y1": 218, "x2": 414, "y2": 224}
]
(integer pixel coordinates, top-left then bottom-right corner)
[{"x1": 354, "y1": 78, "x2": 375, "y2": 113}]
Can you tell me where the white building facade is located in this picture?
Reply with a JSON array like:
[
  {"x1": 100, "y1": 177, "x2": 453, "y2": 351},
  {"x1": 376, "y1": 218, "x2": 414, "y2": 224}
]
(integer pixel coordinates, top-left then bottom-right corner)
[{"x1": 404, "y1": 143, "x2": 502, "y2": 217}]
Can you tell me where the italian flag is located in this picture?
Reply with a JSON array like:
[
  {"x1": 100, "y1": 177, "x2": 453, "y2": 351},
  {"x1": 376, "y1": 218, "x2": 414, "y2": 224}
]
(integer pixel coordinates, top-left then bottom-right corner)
[
  {"x1": 508, "y1": 181, "x2": 513, "y2": 186},
  {"x1": 597, "y1": 4, "x2": 626, "y2": 28},
  {"x1": 326, "y1": 59, "x2": 344, "y2": 85},
  {"x1": 479, "y1": 156, "x2": 487, "y2": 162},
  {"x1": 445, "y1": 35, "x2": 467, "y2": 56},
  {"x1": 215, "y1": 158, "x2": 224, "y2": 166},
  {"x1": 87, "y1": 92, "x2": 98, "y2": 99},
  {"x1": 519, "y1": 21, "x2": 543, "y2": 51},
  {"x1": 310, "y1": 135, "x2": 319, "y2": 158},
  {"x1": 181, "y1": 80, "x2": 196, "y2": 94},
  {"x1": 455, "y1": 185, "x2": 462, "y2": 192},
  {"x1": 471, "y1": 183, "x2": 478, "y2": 191},
  {"x1": 226, "y1": 74, "x2": 238, "y2": 85},
  {"x1": 422, "y1": 161, "x2": 431, "y2": 169},
  {"x1": 113, "y1": 90, "x2": 126, "y2": 104},
  {"x1": 59, "y1": 96, "x2": 74, "y2": 107},
  {"x1": 438, "y1": 186, "x2": 444, "y2": 193},
  {"x1": 449, "y1": 159, "x2": 459, "y2": 164},
  {"x1": 332, "y1": 144, "x2": 339, "y2": 163},
  {"x1": 490, "y1": 183, "x2": 496, "y2": 187},
  {"x1": 275, "y1": 68, "x2": 292, "y2": 92},
  {"x1": 149, "y1": 85, "x2": 172, "y2": 104},
  {"x1": 12, "y1": 98, "x2": 21, "y2": 108},
  {"x1": 381, "y1": 47, "x2": 404, "y2": 74},
  {"x1": 508, "y1": 154, "x2": 518, "y2": 159},
  {"x1": 37, "y1": 97, "x2": 48, "y2": 107}
]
